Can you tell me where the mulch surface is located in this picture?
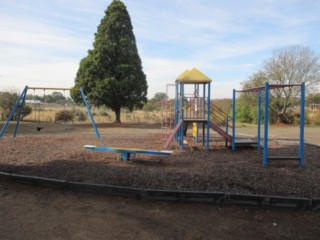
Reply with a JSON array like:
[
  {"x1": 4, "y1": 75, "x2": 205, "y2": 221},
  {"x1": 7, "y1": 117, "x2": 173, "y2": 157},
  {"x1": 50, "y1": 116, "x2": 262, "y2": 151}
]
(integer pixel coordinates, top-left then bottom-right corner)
[{"x1": 1, "y1": 128, "x2": 320, "y2": 198}]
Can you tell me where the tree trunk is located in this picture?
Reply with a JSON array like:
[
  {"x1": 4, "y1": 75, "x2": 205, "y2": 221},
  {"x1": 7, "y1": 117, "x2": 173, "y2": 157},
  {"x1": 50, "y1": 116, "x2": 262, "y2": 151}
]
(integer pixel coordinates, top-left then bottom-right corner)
[{"x1": 114, "y1": 108, "x2": 121, "y2": 123}]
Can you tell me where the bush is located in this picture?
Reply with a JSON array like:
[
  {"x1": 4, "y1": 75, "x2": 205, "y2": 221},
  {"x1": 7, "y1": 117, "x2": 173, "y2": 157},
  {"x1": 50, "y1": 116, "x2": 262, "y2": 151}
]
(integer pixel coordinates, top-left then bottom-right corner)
[
  {"x1": 76, "y1": 111, "x2": 87, "y2": 121},
  {"x1": 236, "y1": 105, "x2": 253, "y2": 123},
  {"x1": 55, "y1": 110, "x2": 74, "y2": 123},
  {"x1": 99, "y1": 110, "x2": 109, "y2": 117},
  {"x1": 293, "y1": 111, "x2": 311, "y2": 125},
  {"x1": 70, "y1": 108, "x2": 87, "y2": 122},
  {"x1": 314, "y1": 112, "x2": 320, "y2": 125},
  {"x1": 0, "y1": 91, "x2": 33, "y2": 120},
  {"x1": 20, "y1": 105, "x2": 32, "y2": 119}
]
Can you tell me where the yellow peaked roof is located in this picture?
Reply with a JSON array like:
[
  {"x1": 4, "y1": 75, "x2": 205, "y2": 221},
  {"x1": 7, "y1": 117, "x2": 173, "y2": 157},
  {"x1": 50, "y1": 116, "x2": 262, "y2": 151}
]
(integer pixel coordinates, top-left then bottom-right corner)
[
  {"x1": 176, "y1": 68, "x2": 212, "y2": 83},
  {"x1": 176, "y1": 69, "x2": 190, "y2": 81}
]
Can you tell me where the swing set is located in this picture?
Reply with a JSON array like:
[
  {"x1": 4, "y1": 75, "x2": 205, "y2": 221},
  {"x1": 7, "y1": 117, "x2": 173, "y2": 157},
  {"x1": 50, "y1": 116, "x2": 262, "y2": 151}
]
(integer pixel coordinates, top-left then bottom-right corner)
[
  {"x1": 0, "y1": 85, "x2": 172, "y2": 160},
  {"x1": 30, "y1": 88, "x2": 45, "y2": 131},
  {"x1": 30, "y1": 88, "x2": 72, "y2": 130},
  {"x1": 0, "y1": 86, "x2": 88, "y2": 137}
]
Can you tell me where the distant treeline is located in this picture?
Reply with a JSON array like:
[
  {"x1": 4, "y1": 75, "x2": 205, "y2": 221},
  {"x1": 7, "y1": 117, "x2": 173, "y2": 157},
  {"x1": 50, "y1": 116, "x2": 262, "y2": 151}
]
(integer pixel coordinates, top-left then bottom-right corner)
[{"x1": 26, "y1": 92, "x2": 75, "y2": 105}]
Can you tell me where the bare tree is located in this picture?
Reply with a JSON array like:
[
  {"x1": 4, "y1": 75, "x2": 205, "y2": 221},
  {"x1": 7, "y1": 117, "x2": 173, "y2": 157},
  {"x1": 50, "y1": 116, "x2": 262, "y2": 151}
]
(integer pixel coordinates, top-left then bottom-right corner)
[{"x1": 243, "y1": 45, "x2": 320, "y2": 123}]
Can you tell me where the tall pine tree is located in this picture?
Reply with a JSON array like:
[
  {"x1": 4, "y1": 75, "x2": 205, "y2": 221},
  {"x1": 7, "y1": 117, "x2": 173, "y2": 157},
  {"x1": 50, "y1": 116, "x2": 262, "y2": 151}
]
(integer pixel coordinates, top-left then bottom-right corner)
[{"x1": 73, "y1": 0, "x2": 147, "y2": 123}]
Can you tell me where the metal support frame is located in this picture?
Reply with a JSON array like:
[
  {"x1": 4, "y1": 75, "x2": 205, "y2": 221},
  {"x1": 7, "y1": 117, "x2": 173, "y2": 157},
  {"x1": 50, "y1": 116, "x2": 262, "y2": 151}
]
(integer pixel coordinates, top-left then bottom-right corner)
[
  {"x1": 233, "y1": 82, "x2": 305, "y2": 167},
  {"x1": 206, "y1": 83, "x2": 211, "y2": 150},
  {"x1": 180, "y1": 83, "x2": 185, "y2": 150},
  {"x1": 80, "y1": 87, "x2": 101, "y2": 142},
  {"x1": 225, "y1": 116, "x2": 229, "y2": 148},
  {"x1": 263, "y1": 83, "x2": 269, "y2": 166},
  {"x1": 175, "y1": 82, "x2": 179, "y2": 141},
  {"x1": 0, "y1": 86, "x2": 101, "y2": 142},
  {"x1": 202, "y1": 84, "x2": 206, "y2": 146},
  {"x1": 257, "y1": 91, "x2": 261, "y2": 151},
  {"x1": 299, "y1": 83, "x2": 305, "y2": 166},
  {"x1": 14, "y1": 87, "x2": 28, "y2": 137},
  {"x1": 173, "y1": 81, "x2": 211, "y2": 150},
  {"x1": 0, "y1": 86, "x2": 28, "y2": 138},
  {"x1": 195, "y1": 84, "x2": 200, "y2": 142},
  {"x1": 263, "y1": 82, "x2": 305, "y2": 166},
  {"x1": 232, "y1": 89, "x2": 236, "y2": 151}
]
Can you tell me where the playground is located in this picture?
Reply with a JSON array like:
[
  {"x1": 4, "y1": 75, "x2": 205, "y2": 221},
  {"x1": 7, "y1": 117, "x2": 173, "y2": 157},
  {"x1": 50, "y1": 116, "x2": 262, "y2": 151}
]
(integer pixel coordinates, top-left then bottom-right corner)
[
  {"x1": 1, "y1": 122, "x2": 320, "y2": 198},
  {"x1": 1, "y1": 94, "x2": 320, "y2": 239},
  {"x1": 1, "y1": 123, "x2": 320, "y2": 238},
  {"x1": 1, "y1": 71, "x2": 320, "y2": 238},
  {"x1": 0, "y1": 73, "x2": 318, "y2": 198}
]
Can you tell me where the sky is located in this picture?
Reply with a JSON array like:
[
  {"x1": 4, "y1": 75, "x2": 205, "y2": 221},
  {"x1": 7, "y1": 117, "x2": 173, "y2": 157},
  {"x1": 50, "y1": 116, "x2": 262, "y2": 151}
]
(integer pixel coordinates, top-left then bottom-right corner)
[{"x1": 0, "y1": 0, "x2": 319, "y2": 99}]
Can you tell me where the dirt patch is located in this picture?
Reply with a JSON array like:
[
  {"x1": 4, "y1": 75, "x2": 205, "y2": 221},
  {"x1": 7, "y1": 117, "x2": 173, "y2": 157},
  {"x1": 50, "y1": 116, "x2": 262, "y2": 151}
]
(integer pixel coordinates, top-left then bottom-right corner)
[{"x1": 1, "y1": 180, "x2": 320, "y2": 240}]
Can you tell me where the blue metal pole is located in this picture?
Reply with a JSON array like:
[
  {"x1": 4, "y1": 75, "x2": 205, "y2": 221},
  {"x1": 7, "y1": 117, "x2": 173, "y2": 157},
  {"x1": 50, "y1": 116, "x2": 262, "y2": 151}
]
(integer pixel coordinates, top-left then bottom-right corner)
[
  {"x1": 203, "y1": 84, "x2": 206, "y2": 146},
  {"x1": 196, "y1": 84, "x2": 200, "y2": 142},
  {"x1": 175, "y1": 82, "x2": 179, "y2": 127},
  {"x1": 225, "y1": 116, "x2": 229, "y2": 148},
  {"x1": 14, "y1": 88, "x2": 28, "y2": 137},
  {"x1": 263, "y1": 82, "x2": 269, "y2": 167},
  {"x1": 80, "y1": 87, "x2": 101, "y2": 142},
  {"x1": 299, "y1": 82, "x2": 305, "y2": 166},
  {"x1": 206, "y1": 83, "x2": 211, "y2": 150},
  {"x1": 257, "y1": 91, "x2": 261, "y2": 151},
  {"x1": 0, "y1": 86, "x2": 29, "y2": 138},
  {"x1": 181, "y1": 83, "x2": 185, "y2": 150},
  {"x1": 232, "y1": 89, "x2": 236, "y2": 152},
  {"x1": 175, "y1": 82, "x2": 179, "y2": 141}
]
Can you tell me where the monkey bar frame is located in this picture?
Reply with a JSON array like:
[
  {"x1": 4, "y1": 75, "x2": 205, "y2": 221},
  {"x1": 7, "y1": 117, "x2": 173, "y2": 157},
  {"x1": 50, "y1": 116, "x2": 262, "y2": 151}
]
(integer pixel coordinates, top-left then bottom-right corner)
[{"x1": 233, "y1": 82, "x2": 305, "y2": 167}]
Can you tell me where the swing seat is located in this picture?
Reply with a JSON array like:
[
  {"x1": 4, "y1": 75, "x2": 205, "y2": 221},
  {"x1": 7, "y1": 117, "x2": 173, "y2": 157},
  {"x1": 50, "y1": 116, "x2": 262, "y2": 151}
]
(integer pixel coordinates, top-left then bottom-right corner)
[{"x1": 36, "y1": 127, "x2": 43, "y2": 131}]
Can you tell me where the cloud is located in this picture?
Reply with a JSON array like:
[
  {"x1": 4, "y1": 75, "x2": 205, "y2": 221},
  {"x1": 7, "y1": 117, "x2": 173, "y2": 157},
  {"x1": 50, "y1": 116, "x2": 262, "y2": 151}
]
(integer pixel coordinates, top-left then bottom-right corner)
[
  {"x1": 0, "y1": 0, "x2": 319, "y2": 100},
  {"x1": 1, "y1": 61, "x2": 79, "y2": 91}
]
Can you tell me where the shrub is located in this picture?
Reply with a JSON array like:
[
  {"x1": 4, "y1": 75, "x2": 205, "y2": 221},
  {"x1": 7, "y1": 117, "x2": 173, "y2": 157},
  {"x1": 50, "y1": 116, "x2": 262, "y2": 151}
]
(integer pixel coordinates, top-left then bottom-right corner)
[
  {"x1": 20, "y1": 105, "x2": 32, "y2": 119},
  {"x1": 236, "y1": 105, "x2": 253, "y2": 123},
  {"x1": 0, "y1": 91, "x2": 34, "y2": 120},
  {"x1": 70, "y1": 109, "x2": 87, "y2": 122},
  {"x1": 314, "y1": 112, "x2": 320, "y2": 125},
  {"x1": 99, "y1": 110, "x2": 109, "y2": 117},
  {"x1": 55, "y1": 110, "x2": 74, "y2": 123}
]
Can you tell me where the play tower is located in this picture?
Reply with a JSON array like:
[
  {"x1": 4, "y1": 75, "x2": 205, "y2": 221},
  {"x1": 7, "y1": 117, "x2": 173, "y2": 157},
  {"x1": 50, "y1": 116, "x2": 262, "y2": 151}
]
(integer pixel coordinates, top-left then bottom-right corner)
[{"x1": 162, "y1": 68, "x2": 212, "y2": 150}]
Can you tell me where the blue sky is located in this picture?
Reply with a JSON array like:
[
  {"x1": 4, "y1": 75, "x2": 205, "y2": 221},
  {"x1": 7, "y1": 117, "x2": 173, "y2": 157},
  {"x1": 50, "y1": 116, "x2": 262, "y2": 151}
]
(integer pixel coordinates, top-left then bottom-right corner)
[{"x1": 0, "y1": 0, "x2": 319, "y2": 99}]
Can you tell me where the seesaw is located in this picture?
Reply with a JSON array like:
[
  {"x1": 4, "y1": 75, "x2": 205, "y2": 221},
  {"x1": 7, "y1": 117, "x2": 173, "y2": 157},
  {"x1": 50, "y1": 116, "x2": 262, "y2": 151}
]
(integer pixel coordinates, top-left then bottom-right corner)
[{"x1": 84, "y1": 145, "x2": 173, "y2": 160}]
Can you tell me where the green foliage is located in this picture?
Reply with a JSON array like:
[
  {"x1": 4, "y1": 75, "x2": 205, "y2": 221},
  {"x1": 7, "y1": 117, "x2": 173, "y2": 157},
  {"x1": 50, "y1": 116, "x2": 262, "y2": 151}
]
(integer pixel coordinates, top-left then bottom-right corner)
[
  {"x1": 236, "y1": 104, "x2": 253, "y2": 123},
  {"x1": 0, "y1": 91, "x2": 18, "y2": 118},
  {"x1": 46, "y1": 92, "x2": 66, "y2": 103},
  {"x1": 314, "y1": 112, "x2": 320, "y2": 125},
  {"x1": 0, "y1": 91, "x2": 32, "y2": 120},
  {"x1": 70, "y1": 108, "x2": 88, "y2": 122},
  {"x1": 99, "y1": 109, "x2": 109, "y2": 117},
  {"x1": 143, "y1": 101, "x2": 161, "y2": 112},
  {"x1": 249, "y1": 106, "x2": 264, "y2": 124},
  {"x1": 55, "y1": 110, "x2": 74, "y2": 123},
  {"x1": 306, "y1": 93, "x2": 320, "y2": 106},
  {"x1": 26, "y1": 92, "x2": 67, "y2": 104},
  {"x1": 73, "y1": 0, "x2": 148, "y2": 123},
  {"x1": 21, "y1": 105, "x2": 32, "y2": 119},
  {"x1": 151, "y1": 92, "x2": 167, "y2": 102},
  {"x1": 292, "y1": 111, "x2": 309, "y2": 125}
]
